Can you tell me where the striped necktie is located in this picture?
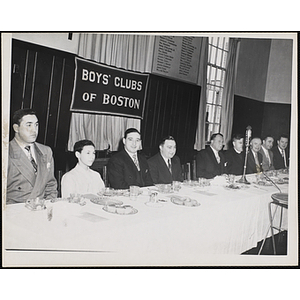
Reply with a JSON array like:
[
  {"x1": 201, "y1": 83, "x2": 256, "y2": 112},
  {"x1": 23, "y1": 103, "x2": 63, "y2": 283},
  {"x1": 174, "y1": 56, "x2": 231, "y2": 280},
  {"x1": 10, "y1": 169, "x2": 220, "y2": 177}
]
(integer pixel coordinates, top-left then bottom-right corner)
[
  {"x1": 25, "y1": 145, "x2": 38, "y2": 173},
  {"x1": 168, "y1": 159, "x2": 172, "y2": 174},
  {"x1": 132, "y1": 154, "x2": 140, "y2": 171}
]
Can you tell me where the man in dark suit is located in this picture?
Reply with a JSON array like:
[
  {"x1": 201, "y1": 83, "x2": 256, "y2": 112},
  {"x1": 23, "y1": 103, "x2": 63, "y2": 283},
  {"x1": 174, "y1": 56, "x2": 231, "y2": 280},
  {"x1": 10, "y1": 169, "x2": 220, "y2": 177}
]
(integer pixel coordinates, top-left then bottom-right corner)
[
  {"x1": 107, "y1": 128, "x2": 153, "y2": 189},
  {"x1": 148, "y1": 136, "x2": 183, "y2": 184},
  {"x1": 6, "y1": 109, "x2": 58, "y2": 204},
  {"x1": 259, "y1": 135, "x2": 275, "y2": 172},
  {"x1": 224, "y1": 133, "x2": 245, "y2": 175},
  {"x1": 246, "y1": 137, "x2": 263, "y2": 174},
  {"x1": 272, "y1": 134, "x2": 289, "y2": 170},
  {"x1": 196, "y1": 133, "x2": 226, "y2": 179}
]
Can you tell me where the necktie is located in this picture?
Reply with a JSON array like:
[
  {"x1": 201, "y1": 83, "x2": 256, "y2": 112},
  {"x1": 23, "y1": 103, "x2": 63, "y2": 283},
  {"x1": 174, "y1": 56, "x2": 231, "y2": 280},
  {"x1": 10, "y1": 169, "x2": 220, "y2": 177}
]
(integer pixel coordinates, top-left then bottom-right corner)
[
  {"x1": 132, "y1": 154, "x2": 140, "y2": 171},
  {"x1": 281, "y1": 149, "x2": 287, "y2": 168},
  {"x1": 254, "y1": 153, "x2": 260, "y2": 173},
  {"x1": 266, "y1": 151, "x2": 271, "y2": 166},
  {"x1": 216, "y1": 154, "x2": 220, "y2": 164},
  {"x1": 25, "y1": 145, "x2": 38, "y2": 173},
  {"x1": 168, "y1": 159, "x2": 172, "y2": 174}
]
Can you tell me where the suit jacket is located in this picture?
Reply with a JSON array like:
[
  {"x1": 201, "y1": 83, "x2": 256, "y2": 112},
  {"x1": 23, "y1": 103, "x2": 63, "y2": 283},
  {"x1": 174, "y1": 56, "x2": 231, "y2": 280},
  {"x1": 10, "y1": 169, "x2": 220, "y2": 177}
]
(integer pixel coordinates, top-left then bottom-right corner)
[
  {"x1": 259, "y1": 147, "x2": 275, "y2": 172},
  {"x1": 107, "y1": 150, "x2": 153, "y2": 189},
  {"x1": 148, "y1": 153, "x2": 183, "y2": 184},
  {"x1": 224, "y1": 148, "x2": 245, "y2": 175},
  {"x1": 6, "y1": 139, "x2": 58, "y2": 204},
  {"x1": 272, "y1": 146, "x2": 289, "y2": 170},
  {"x1": 196, "y1": 146, "x2": 226, "y2": 179},
  {"x1": 246, "y1": 150, "x2": 263, "y2": 174}
]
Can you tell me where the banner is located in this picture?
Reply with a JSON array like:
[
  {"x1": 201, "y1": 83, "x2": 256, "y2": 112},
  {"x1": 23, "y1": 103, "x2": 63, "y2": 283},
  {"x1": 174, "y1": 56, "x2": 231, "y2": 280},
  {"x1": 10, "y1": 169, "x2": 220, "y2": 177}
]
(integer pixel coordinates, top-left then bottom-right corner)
[{"x1": 70, "y1": 57, "x2": 149, "y2": 119}]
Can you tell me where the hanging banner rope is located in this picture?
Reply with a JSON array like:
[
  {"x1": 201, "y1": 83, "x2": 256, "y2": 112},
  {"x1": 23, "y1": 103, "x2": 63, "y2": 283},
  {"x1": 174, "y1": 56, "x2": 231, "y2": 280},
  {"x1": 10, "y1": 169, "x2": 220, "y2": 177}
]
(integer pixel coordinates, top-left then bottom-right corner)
[{"x1": 70, "y1": 57, "x2": 149, "y2": 119}]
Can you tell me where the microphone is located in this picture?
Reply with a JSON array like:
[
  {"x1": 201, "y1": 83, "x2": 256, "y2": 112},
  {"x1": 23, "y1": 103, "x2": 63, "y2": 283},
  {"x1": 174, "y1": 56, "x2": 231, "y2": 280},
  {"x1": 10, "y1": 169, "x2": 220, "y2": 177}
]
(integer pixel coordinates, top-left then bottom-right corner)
[
  {"x1": 262, "y1": 171, "x2": 282, "y2": 193},
  {"x1": 238, "y1": 125, "x2": 252, "y2": 184},
  {"x1": 245, "y1": 125, "x2": 252, "y2": 147}
]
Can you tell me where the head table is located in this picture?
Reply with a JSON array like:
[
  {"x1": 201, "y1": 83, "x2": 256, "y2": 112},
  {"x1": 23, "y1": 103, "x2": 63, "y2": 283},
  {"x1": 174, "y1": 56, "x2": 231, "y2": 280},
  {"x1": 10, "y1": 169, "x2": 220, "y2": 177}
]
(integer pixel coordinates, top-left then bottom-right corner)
[{"x1": 3, "y1": 172, "x2": 290, "y2": 267}]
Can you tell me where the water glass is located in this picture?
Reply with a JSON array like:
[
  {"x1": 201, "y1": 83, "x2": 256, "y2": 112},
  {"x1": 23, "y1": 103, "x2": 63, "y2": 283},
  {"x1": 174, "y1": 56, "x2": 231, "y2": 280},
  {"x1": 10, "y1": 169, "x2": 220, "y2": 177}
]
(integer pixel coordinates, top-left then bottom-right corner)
[
  {"x1": 130, "y1": 185, "x2": 140, "y2": 201},
  {"x1": 228, "y1": 174, "x2": 235, "y2": 185},
  {"x1": 172, "y1": 181, "x2": 181, "y2": 192},
  {"x1": 149, "y1": 191, "x2": 158, "y2": 203}
]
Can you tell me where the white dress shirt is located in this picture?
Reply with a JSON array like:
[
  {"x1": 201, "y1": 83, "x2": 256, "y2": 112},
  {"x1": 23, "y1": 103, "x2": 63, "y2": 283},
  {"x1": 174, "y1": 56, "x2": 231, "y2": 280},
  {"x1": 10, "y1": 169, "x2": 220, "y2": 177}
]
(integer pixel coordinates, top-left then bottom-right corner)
[
  {"x1": 261, "y1": 146, "x2": 271, "y2": 166},
  {"x1": 210, "y1": 146, "x2": 220, "y2": 163}
]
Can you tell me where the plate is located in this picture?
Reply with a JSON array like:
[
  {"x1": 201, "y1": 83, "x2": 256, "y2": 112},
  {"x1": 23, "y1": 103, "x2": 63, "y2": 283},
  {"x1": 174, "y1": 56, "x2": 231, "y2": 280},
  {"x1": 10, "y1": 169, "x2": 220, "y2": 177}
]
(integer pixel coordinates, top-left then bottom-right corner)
[
  {"x1": 257, "y1": 180, "x2": 273, "y2": 186},
  {"x1": 90, "y1": 198, "x2": 123, "y2": 206},
  {"x1": 82, "y1": 193, "x2": 99, "y2": 200},
  {"x1": 103, "y1": 205, "x2": 138, "y2": 215},
  {"x1": 145, "y1": 201, "x2": 163, "y2": 207},
  {"x1": 225, "y1": 184, "x2": 241, "y2": 190},
  {"x1": 114, "y1": 189, "x2": 130, "y2": 196},
  {"x1": 170, "y1": 196, "x2": 200, "y2": 207}
]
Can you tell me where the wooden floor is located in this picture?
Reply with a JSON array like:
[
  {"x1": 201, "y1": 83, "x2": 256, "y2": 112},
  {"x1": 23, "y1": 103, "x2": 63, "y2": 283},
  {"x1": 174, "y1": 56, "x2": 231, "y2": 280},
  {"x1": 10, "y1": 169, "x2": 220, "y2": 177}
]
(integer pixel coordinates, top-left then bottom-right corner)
[{"x1": 242, "y1": 231, "x2": 287, "y2": 255}]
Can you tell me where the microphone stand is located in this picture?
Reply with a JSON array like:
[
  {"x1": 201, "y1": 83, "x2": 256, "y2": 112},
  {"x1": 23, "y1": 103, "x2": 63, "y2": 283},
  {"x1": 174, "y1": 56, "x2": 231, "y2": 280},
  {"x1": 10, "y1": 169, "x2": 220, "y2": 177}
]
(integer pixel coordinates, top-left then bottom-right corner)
[
  {"x1": 238, "y1": 126, "x2": 252, "y2": 184},
  {"x1": 238, "y1": 146, "x2": 250, "y2": 184},
  {"x1": 262, "y1": 171, "x2": 282, "y2": 193}
]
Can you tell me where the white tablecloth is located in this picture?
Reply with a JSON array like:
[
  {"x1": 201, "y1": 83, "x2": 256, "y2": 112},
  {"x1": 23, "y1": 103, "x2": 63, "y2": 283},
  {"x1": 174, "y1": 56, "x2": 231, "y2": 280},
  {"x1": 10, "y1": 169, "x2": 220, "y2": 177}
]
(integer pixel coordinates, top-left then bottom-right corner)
[{"x1": 3, "y1": 174, "x2": 289, "y2": 266}]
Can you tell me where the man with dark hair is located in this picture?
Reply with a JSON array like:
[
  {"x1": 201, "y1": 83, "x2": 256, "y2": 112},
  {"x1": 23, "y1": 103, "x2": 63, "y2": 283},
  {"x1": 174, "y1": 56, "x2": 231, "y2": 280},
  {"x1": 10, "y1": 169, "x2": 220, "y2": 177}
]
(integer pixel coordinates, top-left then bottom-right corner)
[
  {"x1": 272, "y1": 134, "x2": 289, "y2": 170},
  {"x1": 107, "y1": 128, "x2": 153, "y2": 189},
  {"x1": 259, "y1": 135, "x2": 275, "y2": 172},
  {"x1": 148, "y1": 136, "x2": 183, "y2": 184},
  {"x1": 246, "y1": 137, "x2": 263, "y2": 174},
  {"x1": 224, "y1": 133, "x2": 245, "y2": 175},
  {"x1": 6, "y1": 108, "x2": 57, "y2": 204},
  {"x1": 196, "y1": 133, "x2": 226, "y2": 179}
]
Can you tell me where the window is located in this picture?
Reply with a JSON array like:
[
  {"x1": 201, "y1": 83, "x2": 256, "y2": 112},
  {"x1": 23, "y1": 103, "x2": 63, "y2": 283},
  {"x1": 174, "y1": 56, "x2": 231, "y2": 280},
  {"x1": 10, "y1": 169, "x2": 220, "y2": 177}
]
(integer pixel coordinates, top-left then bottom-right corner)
[{"x1": 205, "y1": 37, "x2": 229, "y2": 143}]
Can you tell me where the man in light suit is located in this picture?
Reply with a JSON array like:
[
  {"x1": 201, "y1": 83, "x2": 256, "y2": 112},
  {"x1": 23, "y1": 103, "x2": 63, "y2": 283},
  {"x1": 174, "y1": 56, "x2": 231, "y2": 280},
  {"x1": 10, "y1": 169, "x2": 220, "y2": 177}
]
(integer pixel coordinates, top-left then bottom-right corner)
[
  {"x1": 246, "y1": 137, "x2": 263, "y2": 174},
  {"x1": 196, "y1": 133, "x2": 226, "y2": 179},
  {"x1": 107, "y1": 128, "x2": 153, "y2": 189},
  {"x1": 148, "y1": 136, "x2": 183, "y2": 184},
  {"x1": 259, "y1": 135, "x2": 275, "y2": 172},
  {"x1": 272, "y1": 134, "x2": 289, "y2": 170},
  {"x1": 6, "y1": 109, "x2": 57, "y2": 204}
]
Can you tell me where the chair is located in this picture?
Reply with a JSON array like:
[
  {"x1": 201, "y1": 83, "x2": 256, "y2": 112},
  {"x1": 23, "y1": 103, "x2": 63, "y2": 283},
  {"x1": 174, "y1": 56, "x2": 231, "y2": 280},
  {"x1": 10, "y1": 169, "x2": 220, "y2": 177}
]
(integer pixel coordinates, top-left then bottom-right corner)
[
  {"x1": 258, "y1": 193, "x2": 288, "y2": 255},
  {"x1": 90, "y1": 158, "x2": 110, "y2": 186},
  {"x1": 56, "y1": 170, "x2": 64, "y2": 198}
]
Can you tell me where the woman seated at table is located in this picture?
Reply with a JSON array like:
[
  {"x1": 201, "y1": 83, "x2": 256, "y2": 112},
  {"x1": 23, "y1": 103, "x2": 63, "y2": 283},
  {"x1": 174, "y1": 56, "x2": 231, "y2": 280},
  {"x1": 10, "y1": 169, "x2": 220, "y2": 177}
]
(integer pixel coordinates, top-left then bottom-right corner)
[
  {"x1": 148, "y1": 136, "x2": 183, "y2": 184},
  {"x1": 61, "y1": 140, "x2": 105, "y2": 198}
]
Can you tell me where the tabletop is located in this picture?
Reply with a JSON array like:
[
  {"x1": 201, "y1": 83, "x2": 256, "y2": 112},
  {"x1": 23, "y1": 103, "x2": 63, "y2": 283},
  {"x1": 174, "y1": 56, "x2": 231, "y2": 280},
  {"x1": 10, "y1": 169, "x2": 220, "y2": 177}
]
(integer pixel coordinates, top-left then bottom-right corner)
[{"x1": 3, "y1": 172, "x2": 290, "y2": 267}]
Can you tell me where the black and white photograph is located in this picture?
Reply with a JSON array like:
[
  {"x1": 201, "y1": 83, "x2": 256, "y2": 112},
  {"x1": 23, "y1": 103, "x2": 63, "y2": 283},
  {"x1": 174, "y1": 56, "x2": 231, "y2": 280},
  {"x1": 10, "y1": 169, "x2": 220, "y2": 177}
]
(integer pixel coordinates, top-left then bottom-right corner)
[{"x1": 1, "y1": 32, "x2": 298, "y2": 268}]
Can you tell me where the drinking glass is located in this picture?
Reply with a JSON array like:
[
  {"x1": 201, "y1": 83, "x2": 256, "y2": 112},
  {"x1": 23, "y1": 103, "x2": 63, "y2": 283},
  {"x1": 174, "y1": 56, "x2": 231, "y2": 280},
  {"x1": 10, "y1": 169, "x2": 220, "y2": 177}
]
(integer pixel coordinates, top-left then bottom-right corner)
[
  {"x1": 130, "y1": 185, "x2": 140, "y2": 201},
  {"x1": 172, "y1": 181, "x2": 181, "y2": 192}
]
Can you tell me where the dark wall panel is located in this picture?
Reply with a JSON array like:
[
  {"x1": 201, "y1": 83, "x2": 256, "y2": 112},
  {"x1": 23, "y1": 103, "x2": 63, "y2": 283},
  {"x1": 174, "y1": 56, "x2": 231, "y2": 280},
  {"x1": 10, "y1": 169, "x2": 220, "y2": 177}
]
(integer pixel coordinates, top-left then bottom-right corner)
[
  {"x1": 142, "y1": 74, "x2": 201, "y2": 164},
  {"x1": 232, "y1": 95, "x2": 291, "y2": 142},
  {"x1": 232, "y1": 95, "x2": 265, "y2": 138},
  {"x1": 261, "y1": 102, "x2": 291, "y2": 140}
]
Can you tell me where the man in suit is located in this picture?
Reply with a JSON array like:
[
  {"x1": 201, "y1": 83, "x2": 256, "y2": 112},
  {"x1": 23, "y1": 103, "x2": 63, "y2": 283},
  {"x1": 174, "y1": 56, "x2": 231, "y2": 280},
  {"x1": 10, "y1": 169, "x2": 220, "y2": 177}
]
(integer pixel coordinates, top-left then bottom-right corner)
[
  {"x1": 148, "y1": 136, "x2": 183, "y2": 184},
  {"x1": 246, "y1": 137, "x2": 263, "y2": 174},
  {"x1": 224, "y1": 133, "x2": 245, "y2": 175},
  {"x1": 107, "y1": 128, "x2": 153, "y2": 189},
  {"x1": 6, "y1": 109, "x2": 57, "y2": 204},
  {"x1": 259, "y1": 135, "x2": 275, "y2": 172},
  {"x1": 196, "y1": 133, "x2": 226, "y2": 179},
  {"x1": 272, "y1": 134, "x2": 289, "y2": 170}
]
